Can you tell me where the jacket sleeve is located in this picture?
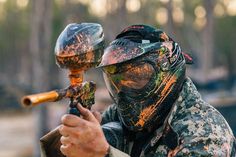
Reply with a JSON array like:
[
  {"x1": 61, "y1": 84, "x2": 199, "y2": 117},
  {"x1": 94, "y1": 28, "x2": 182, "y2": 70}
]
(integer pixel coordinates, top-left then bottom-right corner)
[
  {"x1": 172, "y1": 135, "x2": 236, "y2": 157},
  {"x1": 101, "y1": 104, "x2": 120, "y2": 125},
  {"x1": 102, "y1": 104, "x2": 131, "y2": 157},
  {"x1": 108, "y1": 146, "x2": 130, "y2": 157}
]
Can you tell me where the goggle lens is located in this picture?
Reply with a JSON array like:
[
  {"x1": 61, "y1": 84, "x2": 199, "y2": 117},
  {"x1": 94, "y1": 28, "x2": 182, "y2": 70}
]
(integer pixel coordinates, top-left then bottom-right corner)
[{"x1": 103, "y1": 62, "x2": 155, "y2": 98}]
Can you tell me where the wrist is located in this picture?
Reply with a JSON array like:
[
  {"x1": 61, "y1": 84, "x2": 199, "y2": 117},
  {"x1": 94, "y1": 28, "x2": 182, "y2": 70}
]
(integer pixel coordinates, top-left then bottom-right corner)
[
  {"x1": 102, "y1": 142, "x2": 110, "y2": 157},
  {"x1": 104, "y1": 145, "x2": 110, "y2": 157},
  {"x1": 94, "y1": 141, "x2": 110, "y2": 157},
  {"x1": 96, "y1": 141, "x2": 109, "y2": 157}
]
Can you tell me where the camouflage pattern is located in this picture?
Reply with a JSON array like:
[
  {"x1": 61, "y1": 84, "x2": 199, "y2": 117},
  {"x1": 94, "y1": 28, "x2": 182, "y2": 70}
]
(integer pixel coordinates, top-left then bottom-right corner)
[{"x1": 102, "y1": 77, "x2": 236, "y2": 157}]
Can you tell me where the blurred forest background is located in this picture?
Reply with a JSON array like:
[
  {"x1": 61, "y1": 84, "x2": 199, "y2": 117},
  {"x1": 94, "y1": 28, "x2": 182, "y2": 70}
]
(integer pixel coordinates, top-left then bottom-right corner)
[{"x1": 0, "y1": 0, "x2": 236, "y2": 156}]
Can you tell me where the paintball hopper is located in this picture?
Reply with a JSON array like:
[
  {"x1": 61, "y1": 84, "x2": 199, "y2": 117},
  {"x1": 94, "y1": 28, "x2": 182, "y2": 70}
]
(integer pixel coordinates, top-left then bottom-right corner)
[
  {"x1": 55, "y1": 23, "x2": 105, "y2": 70},
  {"x1": 21, "y1": 23, "x2": 105, "y2": 107}
]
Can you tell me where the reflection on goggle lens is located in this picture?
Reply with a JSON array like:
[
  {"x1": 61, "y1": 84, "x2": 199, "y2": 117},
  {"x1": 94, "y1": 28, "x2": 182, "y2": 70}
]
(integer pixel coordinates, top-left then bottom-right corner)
[{"x1": 103, "y1": 63, "x2": 155, "y2": 98}]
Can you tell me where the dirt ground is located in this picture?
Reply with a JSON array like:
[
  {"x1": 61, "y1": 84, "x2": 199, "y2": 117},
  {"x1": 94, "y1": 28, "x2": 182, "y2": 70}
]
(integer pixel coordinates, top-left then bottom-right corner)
[
  {"x1": 0, "y1": 112, "x2": 34, "y2": 157},
  {"x1": 0, "y1": 103, "x2": 76, "y2": 157}
]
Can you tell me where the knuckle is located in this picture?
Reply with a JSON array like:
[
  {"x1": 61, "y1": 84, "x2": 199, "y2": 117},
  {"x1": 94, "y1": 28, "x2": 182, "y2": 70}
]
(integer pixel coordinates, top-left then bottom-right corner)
[
  {"x1": 60, "y1": 136, "x2": 66, "y2": 144},
  {"x1": 59, "y1": 125, "x2": 69, "y2": 137},
  {"x1": 60, "y1": 140, "x2": 64, "y2": 145},
  {"x1": 58, "y1": 125, "x2": 64, "y2": 134},
  {"x1": 60, "y1": 145, "x2": 67, "y2": 155},
  {"x1": 62, "y1": 114, "x2": 80, "y2": 126},
  {"x1": 61, "y1": 114, "x2": 69, "y2": 124},
  {"x1": 73, "y1": 129, "x2": 80, "y2": 138},
  {"x1": 81, "y1": 118, "x2": 87, "y2": 124},
  {"x1": 84, "y1": 109, "x2": 90, "y2": 115},
  {"x1": 79, "y1": 120, "x2": 87, "y2": 128}
]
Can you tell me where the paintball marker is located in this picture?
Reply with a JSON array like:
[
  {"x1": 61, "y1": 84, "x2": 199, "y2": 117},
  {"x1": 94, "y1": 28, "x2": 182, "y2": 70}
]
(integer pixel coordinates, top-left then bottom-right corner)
[{"x1": 21, "y1": 23, "x2": 105, "y2": 116}]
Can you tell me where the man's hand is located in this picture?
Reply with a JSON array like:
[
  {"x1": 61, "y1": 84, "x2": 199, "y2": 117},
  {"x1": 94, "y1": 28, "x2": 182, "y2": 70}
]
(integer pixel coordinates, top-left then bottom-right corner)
[{"x1": 59, "y1": 104, "x2": 109, "y2": 157}]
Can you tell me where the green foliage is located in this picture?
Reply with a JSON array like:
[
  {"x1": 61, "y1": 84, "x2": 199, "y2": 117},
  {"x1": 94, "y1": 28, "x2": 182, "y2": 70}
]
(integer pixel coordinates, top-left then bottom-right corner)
[
  {"x1": 215, "y1": 15, "x2": 236, "y2": 72},
  {"x1": 0, "y1": 0, "x2": 29, "y2": 72}
]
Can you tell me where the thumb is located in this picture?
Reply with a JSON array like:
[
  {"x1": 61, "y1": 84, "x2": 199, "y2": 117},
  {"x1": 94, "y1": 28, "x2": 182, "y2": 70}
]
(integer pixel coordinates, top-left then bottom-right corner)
[
  {"x1": 92, "y1": 111, "x2": 102, "y2": 123},
  {"x1": 76, "y1": 104, "x2": 97, "y2": 122}
]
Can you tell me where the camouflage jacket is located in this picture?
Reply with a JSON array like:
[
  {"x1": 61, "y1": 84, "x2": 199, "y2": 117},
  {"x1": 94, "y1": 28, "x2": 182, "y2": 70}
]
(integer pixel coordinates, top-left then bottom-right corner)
[{"x1": 102, "y1": 77, "x2": 236, "y2": 157}]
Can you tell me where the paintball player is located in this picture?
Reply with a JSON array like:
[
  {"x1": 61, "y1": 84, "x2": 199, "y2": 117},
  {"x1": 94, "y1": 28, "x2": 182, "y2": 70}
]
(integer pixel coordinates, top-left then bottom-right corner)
[{"x1": 54, "y1": 25, "x2": 236, "y2": 157}]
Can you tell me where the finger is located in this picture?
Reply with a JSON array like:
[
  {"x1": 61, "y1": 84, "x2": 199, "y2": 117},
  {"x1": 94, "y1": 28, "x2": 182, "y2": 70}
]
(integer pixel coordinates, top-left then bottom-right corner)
[
  {"x1": 61, "y1": 114, "x2": 88, "y2": 128},
  {"x1": 60, "y1": 144, "x2": 70, "y2": 156},
  {"x1": 60, "y1": 136, "x2": 70, "y2": 146},
  {"x1": 92, "y1": 111, "x2": 102, "y2": 123},
  {"x1": 59, "y1": 125, "x2": 68, "y2": 137},
  {"x1": 77, "y1": 104, "x2": 97, "y2": 122},
  {"x1": 61, "y1": 114, "x2": 81, "y2": 127},
  {"x1": 59, "y1": 125, "x2": 79, "y2": 138}
]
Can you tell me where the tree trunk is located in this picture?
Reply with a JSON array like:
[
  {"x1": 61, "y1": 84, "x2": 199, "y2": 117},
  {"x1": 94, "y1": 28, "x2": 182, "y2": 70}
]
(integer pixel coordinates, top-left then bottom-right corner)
[
  {"x1": 166, "y1": 0, "x2": 175, "y2": 36},
  {"x1": 103, "y1": 0, "x2": 128, "y2": 42},
  {"x1": 201, "y1": 0, "x2": 214, "y2": 82},
  {"x1": 29, "y1": 0, "x2": 52, "y2": 156}
]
